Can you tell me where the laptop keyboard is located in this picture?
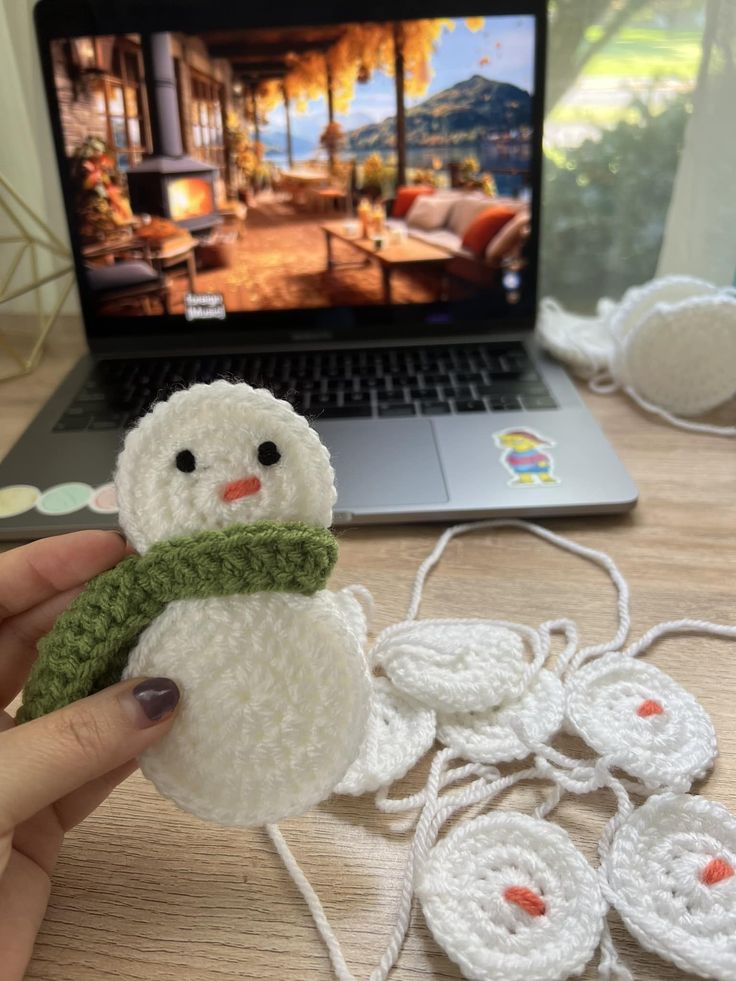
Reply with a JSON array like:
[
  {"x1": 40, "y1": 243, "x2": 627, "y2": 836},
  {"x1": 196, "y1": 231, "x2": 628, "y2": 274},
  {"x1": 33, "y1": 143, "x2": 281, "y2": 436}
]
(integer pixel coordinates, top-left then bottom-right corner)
[{"x1": 53, "y1": 341, "x2": 557, "y2": 432}]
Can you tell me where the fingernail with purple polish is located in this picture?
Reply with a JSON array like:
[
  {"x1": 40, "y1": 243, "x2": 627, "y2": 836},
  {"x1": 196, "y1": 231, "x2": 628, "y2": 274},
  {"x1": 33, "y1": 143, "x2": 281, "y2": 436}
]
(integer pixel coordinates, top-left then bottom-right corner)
[{"x1": 132, "y1": 677, "x2": 180, "y2": 724}]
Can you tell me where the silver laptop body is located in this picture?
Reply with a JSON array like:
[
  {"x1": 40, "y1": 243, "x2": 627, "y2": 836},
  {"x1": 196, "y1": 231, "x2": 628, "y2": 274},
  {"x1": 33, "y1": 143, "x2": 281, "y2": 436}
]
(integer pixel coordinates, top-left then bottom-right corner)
[{"x1": 0, "y1": 0, "x2": 636, "y2": 539}]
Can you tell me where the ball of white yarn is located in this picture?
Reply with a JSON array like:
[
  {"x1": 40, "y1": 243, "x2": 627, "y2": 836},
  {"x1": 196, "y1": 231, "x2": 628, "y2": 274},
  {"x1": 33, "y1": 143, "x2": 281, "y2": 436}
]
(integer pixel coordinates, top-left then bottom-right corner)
[
  {"x1": 566, "y1": 653, "x2": 717, "y2": 791},
  {"x1": 437, "y1": 669, "x2": 564, "y2": 764},
  {"x1": 417, "y1": 811, "x2": 606, "y2": 981},
  {"x1": 372, "y1": 621, "x2": 529, "y2": 714},
  {"x1": 605, "y1": 793, "x2": 736, "y2": 980}
]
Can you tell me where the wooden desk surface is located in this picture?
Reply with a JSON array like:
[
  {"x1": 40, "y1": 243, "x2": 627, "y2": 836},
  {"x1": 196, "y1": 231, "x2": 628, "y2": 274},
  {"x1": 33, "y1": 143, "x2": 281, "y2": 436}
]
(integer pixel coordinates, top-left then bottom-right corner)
[{"x1": 2, "y1": 319, "x2": 735, "y2": 981}]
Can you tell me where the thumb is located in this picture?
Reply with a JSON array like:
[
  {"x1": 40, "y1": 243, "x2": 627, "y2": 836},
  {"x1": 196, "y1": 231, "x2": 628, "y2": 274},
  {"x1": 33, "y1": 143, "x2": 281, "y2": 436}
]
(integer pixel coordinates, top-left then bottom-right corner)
[{"x1": 1, "y1": 678, "x2": 180, "y2": 832}]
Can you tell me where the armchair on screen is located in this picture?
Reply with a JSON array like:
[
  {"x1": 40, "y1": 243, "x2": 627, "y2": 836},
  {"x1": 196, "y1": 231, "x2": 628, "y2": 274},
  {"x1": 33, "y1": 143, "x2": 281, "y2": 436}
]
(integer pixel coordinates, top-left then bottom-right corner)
[{"x1": 83, "y1": 239, "x2": 169, "y2": 316}]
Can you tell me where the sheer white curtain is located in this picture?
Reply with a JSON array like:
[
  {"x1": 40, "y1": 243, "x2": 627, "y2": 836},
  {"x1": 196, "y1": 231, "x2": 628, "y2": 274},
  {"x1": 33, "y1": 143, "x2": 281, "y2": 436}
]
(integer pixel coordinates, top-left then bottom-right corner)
[
  {"x1": 541, "y1": 0, "x2": 735, "y2": 308},
  {"x1": 657, "y1": 0, "x2": 736, "y2": 284}
]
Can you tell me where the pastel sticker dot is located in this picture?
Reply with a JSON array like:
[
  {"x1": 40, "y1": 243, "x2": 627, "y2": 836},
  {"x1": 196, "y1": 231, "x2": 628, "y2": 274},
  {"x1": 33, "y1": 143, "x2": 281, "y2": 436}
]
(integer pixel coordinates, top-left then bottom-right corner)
[
  {"x1": 37, "y1": 482, "x2": 93, "y2": 516},
  {"x1": 0, "y1": 485, "x2": 41, "y2": 519},
  {"x1": 89, "y1": 482, "x2": 118, "y2": 514}
]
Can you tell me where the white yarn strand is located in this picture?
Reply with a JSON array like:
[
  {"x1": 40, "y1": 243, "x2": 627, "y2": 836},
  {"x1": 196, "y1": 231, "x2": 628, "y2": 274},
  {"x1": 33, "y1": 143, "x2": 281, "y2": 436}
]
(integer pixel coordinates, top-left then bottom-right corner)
[
  {"x1": 265, "y1": 824, "x2": 356, "y2": 981},
  {"x1": 621, "y1": 617, "x2": 736, "y2": 658},
  {"x1": 403, "y1": 518, "x2": 630, "y2": 677},
  {"x1": 623, "y1": 384, "x2": 736, "y2": 437}
]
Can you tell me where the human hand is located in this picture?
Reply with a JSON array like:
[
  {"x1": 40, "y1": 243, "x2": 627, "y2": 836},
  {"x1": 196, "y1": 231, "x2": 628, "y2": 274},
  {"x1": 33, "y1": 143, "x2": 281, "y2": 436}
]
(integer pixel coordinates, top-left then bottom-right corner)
[{"x1": 0, "y1": 532, "x2": 181, "y2": 979}]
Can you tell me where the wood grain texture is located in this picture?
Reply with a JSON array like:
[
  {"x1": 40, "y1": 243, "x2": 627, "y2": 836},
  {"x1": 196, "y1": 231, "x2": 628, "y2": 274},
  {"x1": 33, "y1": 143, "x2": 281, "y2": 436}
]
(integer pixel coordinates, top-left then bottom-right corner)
[{"x1": 1, "y1": 317, "x2": 735, "y2": 980}]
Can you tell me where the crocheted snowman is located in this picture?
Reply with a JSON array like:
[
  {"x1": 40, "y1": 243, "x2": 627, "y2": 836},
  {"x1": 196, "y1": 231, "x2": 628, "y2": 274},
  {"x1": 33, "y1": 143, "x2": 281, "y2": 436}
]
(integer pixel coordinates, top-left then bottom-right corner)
[{"x1": 21, "y1": 381, "x2": 371, "y2": 827}]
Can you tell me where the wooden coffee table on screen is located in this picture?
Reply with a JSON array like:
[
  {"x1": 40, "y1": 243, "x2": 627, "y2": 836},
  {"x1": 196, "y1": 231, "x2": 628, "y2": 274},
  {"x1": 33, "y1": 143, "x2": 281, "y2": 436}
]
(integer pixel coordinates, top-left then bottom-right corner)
[{"x1": 321, "y1": 220, "x2": 451, "y2": 304}]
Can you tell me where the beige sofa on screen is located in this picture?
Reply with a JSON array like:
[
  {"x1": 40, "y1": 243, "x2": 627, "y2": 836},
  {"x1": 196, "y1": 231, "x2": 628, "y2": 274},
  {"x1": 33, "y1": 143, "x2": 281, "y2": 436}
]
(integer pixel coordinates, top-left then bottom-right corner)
[{"x1": 387, "y1": 190, "x2": 530, "y2": 290}]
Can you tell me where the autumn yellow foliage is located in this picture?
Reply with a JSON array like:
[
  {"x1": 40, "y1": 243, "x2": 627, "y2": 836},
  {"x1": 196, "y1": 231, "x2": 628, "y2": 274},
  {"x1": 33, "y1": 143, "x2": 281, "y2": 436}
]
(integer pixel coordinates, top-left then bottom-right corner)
[{"x1": 258, "y1": 18, "x2": 484, "y2": 117}]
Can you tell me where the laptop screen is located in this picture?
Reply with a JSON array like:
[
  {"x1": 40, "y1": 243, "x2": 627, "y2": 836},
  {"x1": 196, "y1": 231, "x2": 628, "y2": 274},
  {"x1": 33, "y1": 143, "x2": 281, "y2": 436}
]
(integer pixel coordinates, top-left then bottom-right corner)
[{"x1": 38, "y1": 3, "x2": 544, "y2": 343}]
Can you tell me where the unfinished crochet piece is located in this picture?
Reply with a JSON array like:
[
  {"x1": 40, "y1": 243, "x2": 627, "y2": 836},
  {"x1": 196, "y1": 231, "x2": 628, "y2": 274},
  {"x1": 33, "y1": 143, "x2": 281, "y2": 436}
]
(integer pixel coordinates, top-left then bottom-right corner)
[
  {"x1": 416, "y1": 811, "x2": 606, "y2": 981},
  {"x1": 372, "y1": 620, "x2": 541, "y2": 713},
  {"x1": 538, "y1": 277, "x2": 736, "y2": 437},
  {"x1": 436, "y1": 668, "x2": 565, "y2": 764},
  {"x1": 334, "y1": 677, "x2": 436, "y2": 796},
  {"x1": 604, "y1": 793, "x2": 736, "y2": 979},
  {"x1": 22, "y1": 380, "x2": 372, "y2": 827},
  {"x1": 566, "y1": 653, "x2": 717, "y2": 791}
]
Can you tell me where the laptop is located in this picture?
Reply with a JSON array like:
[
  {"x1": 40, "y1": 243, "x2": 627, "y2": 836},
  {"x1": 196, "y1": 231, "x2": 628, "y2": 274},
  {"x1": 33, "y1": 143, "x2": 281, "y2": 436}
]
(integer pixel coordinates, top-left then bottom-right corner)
[{"x1": 0, "y1": 0, "x2": 636, "y2": 539}]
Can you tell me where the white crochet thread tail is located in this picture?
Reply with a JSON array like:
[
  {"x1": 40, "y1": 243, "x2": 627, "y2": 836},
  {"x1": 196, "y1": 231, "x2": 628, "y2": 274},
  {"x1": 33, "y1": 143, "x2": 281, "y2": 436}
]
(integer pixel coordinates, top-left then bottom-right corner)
[
  {"x1": 372, "y1": 619, "x2": 542, "y2": 713},
  {"x1": 334, "y1": 677, "x2": 436, "y2": 796},
  {"x1": 565, "y1": 653, "x2": 717, "y2": 792},
  {"x1": 604, "y1": 793, "x2": 736, "y2": 980},
  {"x1": 436, "y1": 668, "x2": 564, "y2": 764},
  {"x1": 416, "y1": 811, "x2": 606, "y2": 981},
  {"x1": 400, "y1": 517, "x2": 631, "y2": 677}
]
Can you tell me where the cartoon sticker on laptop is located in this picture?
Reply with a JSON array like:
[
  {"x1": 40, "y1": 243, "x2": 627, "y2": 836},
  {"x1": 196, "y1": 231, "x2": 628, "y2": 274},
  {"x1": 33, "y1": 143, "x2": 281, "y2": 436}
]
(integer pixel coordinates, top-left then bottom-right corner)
[{"x1": 493, "y1": 429, "x2": 559, "y2": 487}]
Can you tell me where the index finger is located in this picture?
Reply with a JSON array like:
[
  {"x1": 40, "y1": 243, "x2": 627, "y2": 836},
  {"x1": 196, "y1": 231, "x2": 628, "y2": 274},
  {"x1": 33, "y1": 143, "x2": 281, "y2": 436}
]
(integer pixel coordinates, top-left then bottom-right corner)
[{"x1": 0, "y1": 531, "x2": 128, "y2": 622}]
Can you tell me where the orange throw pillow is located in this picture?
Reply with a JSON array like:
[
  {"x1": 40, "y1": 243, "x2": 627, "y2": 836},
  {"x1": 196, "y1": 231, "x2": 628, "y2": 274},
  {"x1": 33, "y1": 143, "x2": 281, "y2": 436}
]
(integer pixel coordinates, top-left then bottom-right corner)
[
  {"x1": 461, "y1": 205, "x2": 517, "y2": 256},
  {"x1": 392, "y1": 185, "x2": 434, "y2": 218}
]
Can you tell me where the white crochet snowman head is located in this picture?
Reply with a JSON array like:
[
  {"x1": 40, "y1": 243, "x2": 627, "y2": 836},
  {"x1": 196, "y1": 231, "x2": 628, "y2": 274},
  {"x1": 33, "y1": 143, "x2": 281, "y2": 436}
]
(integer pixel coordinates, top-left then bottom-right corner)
[{"x1": 116, "y1": 380, "x2": 336, "y2": 552}]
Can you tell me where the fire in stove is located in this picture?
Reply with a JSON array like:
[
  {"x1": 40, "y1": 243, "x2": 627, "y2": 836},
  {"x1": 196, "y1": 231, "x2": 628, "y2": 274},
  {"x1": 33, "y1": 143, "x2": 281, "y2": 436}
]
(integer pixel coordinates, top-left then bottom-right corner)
[
  {"x1": 168, "y1": 177, "x2": 215, "y2": 223},
  {"x1": 126, "y1": 32, "x2": 220, "y2": 234}
]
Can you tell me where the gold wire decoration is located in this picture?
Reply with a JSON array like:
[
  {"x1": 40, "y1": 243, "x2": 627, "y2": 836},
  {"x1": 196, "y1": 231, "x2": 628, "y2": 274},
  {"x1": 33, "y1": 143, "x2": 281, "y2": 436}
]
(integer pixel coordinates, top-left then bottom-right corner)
[{"x1": 0, "y1": 172, "x2": 76, "y2": 381}]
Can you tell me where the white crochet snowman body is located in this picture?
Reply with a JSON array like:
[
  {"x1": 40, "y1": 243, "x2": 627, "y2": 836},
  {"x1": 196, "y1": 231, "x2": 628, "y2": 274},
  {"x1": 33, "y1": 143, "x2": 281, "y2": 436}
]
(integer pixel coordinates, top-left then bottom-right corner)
[{"x1": 115, "y1": 381, "x2": 371, "y2": 826}]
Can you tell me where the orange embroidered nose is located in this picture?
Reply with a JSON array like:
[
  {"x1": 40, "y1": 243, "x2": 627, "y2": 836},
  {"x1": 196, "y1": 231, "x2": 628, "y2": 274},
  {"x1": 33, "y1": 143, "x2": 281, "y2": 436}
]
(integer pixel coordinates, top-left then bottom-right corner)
[
  {"x1": 222, "y1": 476, "x2": 261, "y2": 502},
  {"x1": 503, "y1": 886, "x2": 546, "y2": 917},
  {"x1": 637, "y1": 699, "x2": 664, "y2": 718},
  {"x1": 700, "y1": 857, "x2": 734, "y2": 886}
]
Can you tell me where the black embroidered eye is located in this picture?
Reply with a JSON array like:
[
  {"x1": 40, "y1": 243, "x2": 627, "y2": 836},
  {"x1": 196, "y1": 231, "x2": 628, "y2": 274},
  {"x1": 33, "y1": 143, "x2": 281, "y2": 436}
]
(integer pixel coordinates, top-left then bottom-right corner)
[
  {"x1": 175, "y1": 449, "x2": 196, "y2": 473},
  {"x1": 258, "y1": 441, "x2": 281, "y2": 466}
]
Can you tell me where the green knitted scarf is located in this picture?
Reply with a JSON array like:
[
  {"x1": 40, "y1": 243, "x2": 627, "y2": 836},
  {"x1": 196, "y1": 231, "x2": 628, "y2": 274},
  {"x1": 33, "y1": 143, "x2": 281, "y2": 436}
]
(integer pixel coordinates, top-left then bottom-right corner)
[{"x1": 18, "y1": 521, "x2": 337, "y2": 723}]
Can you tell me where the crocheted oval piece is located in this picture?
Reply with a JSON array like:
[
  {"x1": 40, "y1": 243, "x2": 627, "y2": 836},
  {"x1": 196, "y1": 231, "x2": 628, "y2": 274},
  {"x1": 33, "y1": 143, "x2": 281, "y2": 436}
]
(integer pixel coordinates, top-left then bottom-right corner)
[
  {"x1": 372, "y1": 621, "x2": 528, "y2": 713},
  {"x1": 123, "y1": 591, "x2": 371, "y2": 827},
  {"x1": 566, "y1": 654, "x2": 716, "y2": 791},
  {"x1": 621, "y1": 297, "x2": 736, "y2": 416},
  {"x1": 605, "y1": 793, "x2": 736, "y2": 980},
  {"x1": 417, "y1": 812, "x2": 605, "y2": 981},
  {"x1": 436, "y1": 669, "x2": 564, "y2": 764},
  {"x1": 334, "y1": 677, "x2": 436, "y2": 796}
]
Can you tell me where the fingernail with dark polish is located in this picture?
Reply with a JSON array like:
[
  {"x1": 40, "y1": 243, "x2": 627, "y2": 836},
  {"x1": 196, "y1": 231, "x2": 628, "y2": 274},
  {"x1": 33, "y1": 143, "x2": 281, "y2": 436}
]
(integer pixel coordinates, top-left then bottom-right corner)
[{"x1": 132, "y1": 677, "x2": 180, "y2": 724}]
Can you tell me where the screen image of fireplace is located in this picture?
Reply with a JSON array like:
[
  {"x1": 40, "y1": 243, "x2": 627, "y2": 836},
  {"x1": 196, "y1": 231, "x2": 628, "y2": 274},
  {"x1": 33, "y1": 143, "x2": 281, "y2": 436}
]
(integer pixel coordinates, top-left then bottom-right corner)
[
  {"x1": 168, "y1": 177, "x2": 216, "y2": 223},
  {"x1": 49, "y1": 15, "x2": 536, "y2": 319}
]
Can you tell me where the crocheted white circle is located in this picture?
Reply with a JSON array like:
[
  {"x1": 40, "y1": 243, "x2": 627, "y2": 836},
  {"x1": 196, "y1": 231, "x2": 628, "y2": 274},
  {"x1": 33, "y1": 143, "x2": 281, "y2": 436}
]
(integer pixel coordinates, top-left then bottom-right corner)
[
  {"x1": 605, "y1": 793, "x2": 736, "y2": 979},
  {"x1": 334, "y1": 677, "x2": 436, "y2": 795},
  {"x1": 124, "y1": 590, "x2": 371, "y2": 826},
  {"x1": 116, "y1": 380, "x2": 336, "y2": 553},
  {"x1": 417, "y1": 812, "x2": 605, "y2": 981},
  {"x1": 620, "y1": 296, "x2": 736, "y2": 416},
  {"x1": 373, "y1": 621, "x2": 528, "y2": 713},
  {"x1": 333, "y1": 588, "x2": 369, "y2": 651},
  {"x1": 566, "y1": 653, "x2": 717, "y2": 791},
  {"x1": 436, "y1": 669, "x2": 564, "y2": 763}
]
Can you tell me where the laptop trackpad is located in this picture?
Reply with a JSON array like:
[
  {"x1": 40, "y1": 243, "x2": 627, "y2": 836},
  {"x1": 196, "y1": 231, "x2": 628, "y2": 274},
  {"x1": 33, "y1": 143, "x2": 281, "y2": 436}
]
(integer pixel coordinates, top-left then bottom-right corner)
[{"x1": 315, "y1": 419, "x2": 448, "y2": 508}]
